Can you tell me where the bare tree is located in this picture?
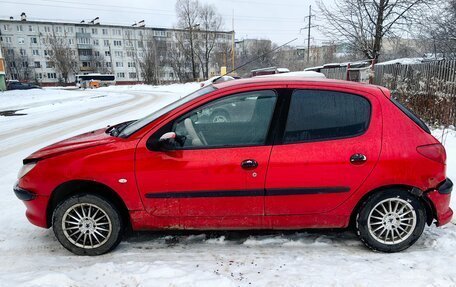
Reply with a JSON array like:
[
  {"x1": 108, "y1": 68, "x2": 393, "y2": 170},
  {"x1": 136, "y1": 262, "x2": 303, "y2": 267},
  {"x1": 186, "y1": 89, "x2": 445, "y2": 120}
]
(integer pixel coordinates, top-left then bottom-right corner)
[
  {"x1": 167, "y1": 37, "x2": 193, "y2": 83},
  {"x1": 195, "y1": 3, "x2": 223, "y2": 79},
  {"x1": 46, "y1": 32, "x2": 78, "y2": 83},
  {"x1": 175, "y1": 0, "x2": 200, "y2": 81},
  {"x1": 137, "y1": 34, "x2": 168, "y2": 85},
  {"x1": 318, "y1": 0, "x2": 429, "y2": 60},
  {"x1": 420, "y1": 0, "x2": 456, "y2": 59},
  {"x1": 1, "y1": 46, "x2": 33, "y2": 81}
]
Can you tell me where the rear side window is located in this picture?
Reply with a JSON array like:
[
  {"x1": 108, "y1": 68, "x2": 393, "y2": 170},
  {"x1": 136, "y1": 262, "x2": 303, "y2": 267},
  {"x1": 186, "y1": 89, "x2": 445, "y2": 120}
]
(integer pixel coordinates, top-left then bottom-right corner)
[
  {"x1": 284, "y1": 90, "x2": 371, "y2": 143},
  {"x1": 391, "y1": 98, "x2": 431, "y2": 134}
]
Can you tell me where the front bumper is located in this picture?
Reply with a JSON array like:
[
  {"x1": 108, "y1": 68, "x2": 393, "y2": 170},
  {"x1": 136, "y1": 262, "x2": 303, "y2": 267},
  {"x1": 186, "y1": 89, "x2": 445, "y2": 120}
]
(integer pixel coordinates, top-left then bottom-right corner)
[
  {"x1": 426, "y1": 178, "x2": 453, "y2": 226},
  {"x1": 14, "y1": 183, "x2": 49, "y2": 228}
]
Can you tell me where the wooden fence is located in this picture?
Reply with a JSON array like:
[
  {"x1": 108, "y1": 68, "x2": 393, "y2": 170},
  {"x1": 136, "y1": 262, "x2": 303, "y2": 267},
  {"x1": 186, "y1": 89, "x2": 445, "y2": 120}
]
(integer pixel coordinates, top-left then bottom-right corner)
[{"x1": 320, "y1": 60, "x2": 456, "y2": 126}]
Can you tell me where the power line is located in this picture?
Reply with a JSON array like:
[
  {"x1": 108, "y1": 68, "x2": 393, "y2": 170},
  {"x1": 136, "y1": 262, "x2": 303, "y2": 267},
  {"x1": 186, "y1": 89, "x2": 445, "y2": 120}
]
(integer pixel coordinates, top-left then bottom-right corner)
[{"x1": 3, "y1": 0, "x2": 304, "y2": 23}]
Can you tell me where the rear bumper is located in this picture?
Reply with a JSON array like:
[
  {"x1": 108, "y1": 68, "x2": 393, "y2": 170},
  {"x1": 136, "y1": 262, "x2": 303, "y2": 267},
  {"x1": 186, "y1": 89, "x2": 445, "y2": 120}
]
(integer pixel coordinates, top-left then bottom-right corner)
[{"x1": 426, "y1": 178, "x2": 453, "y2": 226}]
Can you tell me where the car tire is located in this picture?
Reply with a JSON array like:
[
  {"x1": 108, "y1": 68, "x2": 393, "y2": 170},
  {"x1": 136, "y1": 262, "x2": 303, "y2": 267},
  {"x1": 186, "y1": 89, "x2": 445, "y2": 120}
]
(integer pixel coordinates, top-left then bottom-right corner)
[
  {"x1": 52, "y1": 194, "x2": 123, "y2": 256},
  {"x1": 355, "y1": 189, "x2": 426, "y2": 253}
]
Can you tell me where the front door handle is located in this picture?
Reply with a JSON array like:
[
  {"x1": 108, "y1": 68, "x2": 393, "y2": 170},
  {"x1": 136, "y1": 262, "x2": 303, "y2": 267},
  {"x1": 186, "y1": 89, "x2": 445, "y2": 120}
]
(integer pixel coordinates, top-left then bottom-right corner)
[
  {"x1": 350, "y1": 153, "x2": 367, "y2": 165},
  {"x1": 241, "y1": 159, "x2": 258, "y2": 170}
]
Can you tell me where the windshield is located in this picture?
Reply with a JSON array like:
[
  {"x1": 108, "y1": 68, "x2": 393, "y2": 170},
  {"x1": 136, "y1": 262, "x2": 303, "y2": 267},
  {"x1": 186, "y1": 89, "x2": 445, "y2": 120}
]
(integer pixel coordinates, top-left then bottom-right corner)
[{"x1": 118, "y1": 85, "x2": 217, "y2": 137}]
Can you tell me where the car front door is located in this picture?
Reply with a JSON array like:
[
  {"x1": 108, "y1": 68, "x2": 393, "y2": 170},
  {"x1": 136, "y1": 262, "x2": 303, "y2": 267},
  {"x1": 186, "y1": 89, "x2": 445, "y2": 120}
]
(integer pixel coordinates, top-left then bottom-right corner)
[
  {"x1": 135, "y1": 89, "x2": 279, "y2": 222},
  {"x1": 265, "y1": 88, "x2": 382, "y2": 216}
]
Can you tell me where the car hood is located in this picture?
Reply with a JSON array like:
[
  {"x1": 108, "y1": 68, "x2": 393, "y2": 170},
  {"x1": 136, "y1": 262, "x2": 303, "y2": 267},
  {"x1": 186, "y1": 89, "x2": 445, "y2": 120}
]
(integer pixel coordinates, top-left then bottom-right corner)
[{"x1": 25, "y1": 128, "x2": 116, "y2": 162}]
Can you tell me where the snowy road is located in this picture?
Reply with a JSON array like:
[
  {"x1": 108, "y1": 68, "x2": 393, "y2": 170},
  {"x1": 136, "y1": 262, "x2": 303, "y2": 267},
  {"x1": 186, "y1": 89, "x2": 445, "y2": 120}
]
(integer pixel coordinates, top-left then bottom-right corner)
[{"x1": 0, "y1": 85, "x2": 455, "y2": 287}]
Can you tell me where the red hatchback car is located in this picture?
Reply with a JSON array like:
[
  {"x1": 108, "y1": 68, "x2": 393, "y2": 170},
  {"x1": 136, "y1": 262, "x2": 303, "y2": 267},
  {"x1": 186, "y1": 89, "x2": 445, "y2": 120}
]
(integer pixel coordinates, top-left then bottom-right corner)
[{"x1": 15, "y1": 77, "x2": 453, "y2": 255}]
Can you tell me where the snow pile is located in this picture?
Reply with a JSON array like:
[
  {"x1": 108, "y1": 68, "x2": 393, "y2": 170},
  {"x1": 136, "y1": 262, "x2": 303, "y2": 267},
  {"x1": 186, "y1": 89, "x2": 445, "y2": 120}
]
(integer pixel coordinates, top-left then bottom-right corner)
[{"x1": 0, "y1": 84, "x2": 455, "y2": 286}]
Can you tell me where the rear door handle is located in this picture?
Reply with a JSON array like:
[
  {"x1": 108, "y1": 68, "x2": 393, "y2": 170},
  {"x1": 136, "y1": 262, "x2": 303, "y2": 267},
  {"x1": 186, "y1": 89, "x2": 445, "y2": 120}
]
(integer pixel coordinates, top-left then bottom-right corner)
[
  {"x1": 241, "y1": 159, "x2": 258, "y2": 170},
  {"x1": 350, "y1": 153, "x2": 367, "y2": 165}
]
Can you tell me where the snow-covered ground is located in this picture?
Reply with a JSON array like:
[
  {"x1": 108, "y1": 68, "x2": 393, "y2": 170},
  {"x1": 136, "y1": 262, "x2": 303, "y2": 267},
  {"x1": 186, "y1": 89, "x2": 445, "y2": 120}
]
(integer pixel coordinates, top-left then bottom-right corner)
[{"x1": 0, "y1": 84, "x2": 455, "y2": 287}]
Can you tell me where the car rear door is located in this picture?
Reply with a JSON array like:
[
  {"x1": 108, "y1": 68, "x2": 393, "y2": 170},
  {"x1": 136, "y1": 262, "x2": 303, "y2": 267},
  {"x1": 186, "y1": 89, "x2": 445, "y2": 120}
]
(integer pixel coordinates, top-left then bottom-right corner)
[
  {"x1": 135, "y1": 89, "x2": 280, "y2": 220},
  {"x1": 265, "y1": 88, "x2": 382, "y2": 215}
]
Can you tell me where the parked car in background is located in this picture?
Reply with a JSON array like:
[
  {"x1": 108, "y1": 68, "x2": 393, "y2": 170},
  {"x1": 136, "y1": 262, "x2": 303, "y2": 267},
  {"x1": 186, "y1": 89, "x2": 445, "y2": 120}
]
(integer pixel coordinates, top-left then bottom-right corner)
[
  {"x1": 6, "y1": 80, "x2": 41, "y2": 90},
  {"x1": 15, "y1": 77, "x2": 452, "y2": 255},
  {"x1": 200, "y1": 75, "x2": 235, "y2": 87}
]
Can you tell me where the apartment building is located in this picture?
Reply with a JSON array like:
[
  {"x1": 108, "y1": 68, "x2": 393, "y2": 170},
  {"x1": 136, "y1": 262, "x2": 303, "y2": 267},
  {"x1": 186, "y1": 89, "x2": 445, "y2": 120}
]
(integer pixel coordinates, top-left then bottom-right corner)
[{"x1": 0, "y1": 14, "x2": 234, "y2": 85}]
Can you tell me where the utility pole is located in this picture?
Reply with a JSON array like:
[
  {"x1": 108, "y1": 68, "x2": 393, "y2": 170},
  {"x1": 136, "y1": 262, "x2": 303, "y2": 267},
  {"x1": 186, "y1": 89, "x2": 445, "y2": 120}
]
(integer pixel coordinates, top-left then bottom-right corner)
[
  {"x1": 301, "y1": 5, "x2": 316, "y2": 64},
  {"x1": 231, "y1": 9, "x2": 235, "y2": 73},
  {"x1": 307, "y1": 5, "x2": 312, "y2": 63}
]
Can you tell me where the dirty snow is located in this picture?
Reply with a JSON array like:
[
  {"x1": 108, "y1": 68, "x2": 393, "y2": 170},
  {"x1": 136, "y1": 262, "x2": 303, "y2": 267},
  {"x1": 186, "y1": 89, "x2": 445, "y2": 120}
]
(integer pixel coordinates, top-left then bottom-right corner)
[{"x1": 0, "y1": 84, "x2": 455, "y2": 287}]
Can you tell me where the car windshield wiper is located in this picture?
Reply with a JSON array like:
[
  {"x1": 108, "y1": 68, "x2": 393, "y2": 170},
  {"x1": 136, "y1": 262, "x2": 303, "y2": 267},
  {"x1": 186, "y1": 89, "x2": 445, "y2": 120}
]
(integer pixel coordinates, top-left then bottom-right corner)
[{"x1": 107, "y1": 120, "x2": 135, "y2": 137}]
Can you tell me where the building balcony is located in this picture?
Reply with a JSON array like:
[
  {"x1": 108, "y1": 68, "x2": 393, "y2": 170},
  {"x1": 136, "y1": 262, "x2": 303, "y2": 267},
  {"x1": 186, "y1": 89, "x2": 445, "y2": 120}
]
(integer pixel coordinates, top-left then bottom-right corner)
[{"x1": 80, "y1": 66, "x2": 95, "y2": 72}]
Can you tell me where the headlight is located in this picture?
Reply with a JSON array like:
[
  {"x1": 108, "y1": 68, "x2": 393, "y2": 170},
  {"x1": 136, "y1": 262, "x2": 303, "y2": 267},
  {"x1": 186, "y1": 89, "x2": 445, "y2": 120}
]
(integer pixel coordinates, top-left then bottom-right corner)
[{"x1": 17, "y1": 163, "x2": 37, "y2": 179}]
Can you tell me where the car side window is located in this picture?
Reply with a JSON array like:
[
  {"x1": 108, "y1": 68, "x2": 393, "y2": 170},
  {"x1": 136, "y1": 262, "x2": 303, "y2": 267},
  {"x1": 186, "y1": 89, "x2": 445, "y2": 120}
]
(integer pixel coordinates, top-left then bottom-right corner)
[
  {"x1": 284, "y1": 90, "x2": 371, "y2": 143},
  {"x1": 173, "y1": 90, "x2": 277, "y2": 149}
]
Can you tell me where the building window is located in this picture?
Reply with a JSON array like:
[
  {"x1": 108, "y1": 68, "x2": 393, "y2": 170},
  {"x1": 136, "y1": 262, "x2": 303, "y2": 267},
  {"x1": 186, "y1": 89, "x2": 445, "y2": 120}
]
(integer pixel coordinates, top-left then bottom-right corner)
[
  {"x1": 30, "y1": 37, "x2": 38, "y2": 44},
  {"x1": 82, "y1": 61, "x2": 91, "y2": 67},
  {"x1": 44, "y1": 26, "x2": 51, "y2": 33},
  {"x1": 113, "y1": 40, "x2": 122, "y2": 46},
  {"x1": 94, "y1": 51, "x2": 100, "y2": 57},
  {"x1": 114, "y1": 51, "x2": 123, "y2": 57},
  {"x1": 129, "y1": 72, "x2": 137, "y2": 79},
  {"x1": 65, "y1": 27, "x2": 74, "y2": 33},
  {"x1": 34, "y1": 61, "x2": 41, "y2": 68},
  {"x1": 46, "y1": 61, "x2": 55, "y2": 68},
  {"x1": 20, "y1": 48, "x2": 26, "y2": 56},
  {"x1": 36, "y1": 73, "x2": 43, "y2": 79},
  {"x1": 22, "y1": 61, "x2": 29, "y2": 68},
  {"x1": 18, "y1": 37, "x2": 25, "y2": 45},
  {"x1": 93, "y1": 39, "x2": 99, "y2": 46},
  {"x1": 78, "y1": 27, "x2": 85, "y2": 33},
  {"x1": 2, "y1": 36, "x2": 12, "y2": 43},
  {"x1": 77, "y1": 38, "x2": 90, "y2": 44},
  {"x1": 114, "y1": 29, "x2": 121, "y2": 36},
  {"x1": 28, "y1": 25, "x2": 34, "y2": 32},
  {"x1": 3, "y1": 24, "x2": 10, "y2": 31},
  {"x1": 116, "y1": 72, "x2": 125, "y2": 78},
  {"x1": 115, "y1": 62, "x2": 123, "y2": 67},
  {"x1": 47, "y1": 73, "x2": 57, "y2": 79},
  {"x1": 92, "y1": 28, "x2": 98, "y2": 34},
  {"x1": 102, "y1": 28, "x2": 108, "y2": 35},
  {"x1": 106, "y1": 62, "x2": 112, "y2": 67},
  {"x1": 153, "y1": 30, "x2": 166, "y2": 37},
  {"x1": 103, "y1": 40, "x2": 110, "y2": 46},
  {"x1": 137, "y1": 41, "x2": 143, "y2": 48},
  {"x1": 68, "y1": 39, "x2": 74, "y2": 45},
  {"x1": 32, "y1": 49, "x2": 39, "y2": 56},
  {"x1": 127, "y1": 62, "x2": 136, "y2": 68},
  {"x1": 105, "y1": 51, "x2": 110, "y2": 56},
  {"x1": 17, "y1": 25, "x2": 24, "y2": 32}
]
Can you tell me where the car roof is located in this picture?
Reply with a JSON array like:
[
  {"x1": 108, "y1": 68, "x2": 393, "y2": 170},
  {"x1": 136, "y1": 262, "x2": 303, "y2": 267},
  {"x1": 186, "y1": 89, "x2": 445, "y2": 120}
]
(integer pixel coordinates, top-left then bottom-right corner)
[{"x1": 213, "y1": 76, "x2": 389, "y2": 97}]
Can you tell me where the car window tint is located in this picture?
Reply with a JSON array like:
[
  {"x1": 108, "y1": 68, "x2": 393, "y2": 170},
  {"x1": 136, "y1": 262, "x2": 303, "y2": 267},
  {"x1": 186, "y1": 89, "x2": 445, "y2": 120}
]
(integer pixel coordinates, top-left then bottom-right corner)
[
  {"x1": 174, "y1": 90, "x2": 277, "y2": 148},
  {"x1": 284, "y1": 90, "x2": 371, "y2": 143}
]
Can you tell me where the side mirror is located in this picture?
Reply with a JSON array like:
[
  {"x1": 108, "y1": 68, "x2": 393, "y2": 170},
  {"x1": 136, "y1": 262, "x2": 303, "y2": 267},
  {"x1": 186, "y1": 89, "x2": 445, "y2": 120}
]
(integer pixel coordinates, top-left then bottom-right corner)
[{"x1": 157, "y1": 132, "x2": 177, "y2": 150}]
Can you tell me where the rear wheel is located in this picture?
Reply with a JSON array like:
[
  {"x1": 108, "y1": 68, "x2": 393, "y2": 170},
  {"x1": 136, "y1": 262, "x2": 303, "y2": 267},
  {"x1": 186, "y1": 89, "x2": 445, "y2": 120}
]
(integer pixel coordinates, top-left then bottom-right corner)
[
  {"x1": 356, "y1": 189, "x2": 426, "y2": 252},
  {"x1": 52, "y1": 194, "x2": 123, "y2": 256}
]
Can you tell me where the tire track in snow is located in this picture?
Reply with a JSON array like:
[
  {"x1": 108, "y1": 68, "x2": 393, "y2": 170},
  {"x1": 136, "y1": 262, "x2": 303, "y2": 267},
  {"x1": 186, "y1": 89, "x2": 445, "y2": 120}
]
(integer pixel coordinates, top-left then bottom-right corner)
[
  {"x1": 0, "y1": 93, "x2": 139, "y2": 141},
  {"x1": 0, "y1": 92, "x2": 158, "y2": 157}
]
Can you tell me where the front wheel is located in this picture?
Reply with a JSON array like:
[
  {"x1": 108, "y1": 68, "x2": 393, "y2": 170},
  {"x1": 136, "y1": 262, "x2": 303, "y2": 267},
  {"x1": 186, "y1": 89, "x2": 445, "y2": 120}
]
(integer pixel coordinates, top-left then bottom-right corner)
[
  {"x1": 356, "y1": 189, "x2": 426, "y2": 252},
  {"x1": 52, "y1": 194, "x2": 123, "y2": 256}
]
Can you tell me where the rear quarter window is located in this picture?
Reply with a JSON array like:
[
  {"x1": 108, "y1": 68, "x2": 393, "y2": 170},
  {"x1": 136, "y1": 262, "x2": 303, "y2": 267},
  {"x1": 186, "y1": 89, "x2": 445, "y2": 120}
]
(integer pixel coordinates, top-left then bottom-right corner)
[
  {"x1": 390, "y1": 98, "x2": 431, "y2": 134},
  {"x1": 284, "y1": 90, "x2": 371, "y2": 143}
]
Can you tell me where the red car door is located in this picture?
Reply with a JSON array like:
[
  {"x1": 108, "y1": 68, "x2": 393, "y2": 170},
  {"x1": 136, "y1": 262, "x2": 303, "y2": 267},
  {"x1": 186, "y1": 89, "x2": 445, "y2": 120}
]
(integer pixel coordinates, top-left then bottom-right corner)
[
  {"x1": 265, "y1": 88, "x2": 382, "y2": 215},
  {"x1": 135, "y1": 90, "x2": 278, "y2": 220}
]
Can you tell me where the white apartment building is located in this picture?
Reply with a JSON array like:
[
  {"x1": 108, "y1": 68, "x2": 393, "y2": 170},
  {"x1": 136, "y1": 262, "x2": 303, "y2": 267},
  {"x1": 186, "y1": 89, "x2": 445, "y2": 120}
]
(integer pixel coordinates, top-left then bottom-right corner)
[{"x1": 0, "y1": 14, "x2": 234, "y2": 85}]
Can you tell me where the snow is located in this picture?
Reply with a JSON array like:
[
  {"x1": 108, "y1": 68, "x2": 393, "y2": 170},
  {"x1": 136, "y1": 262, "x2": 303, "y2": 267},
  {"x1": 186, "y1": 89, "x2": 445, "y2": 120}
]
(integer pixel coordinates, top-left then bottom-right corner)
[
  {"x1": 0, "y1": 85, "x2": 456, "y2": 286},
  {"x1": 262, "y1": 71, "x2": 326, "y2": 79},
  {"x1": 376, "y1": 58, "x2": 425, "y2": 66}
]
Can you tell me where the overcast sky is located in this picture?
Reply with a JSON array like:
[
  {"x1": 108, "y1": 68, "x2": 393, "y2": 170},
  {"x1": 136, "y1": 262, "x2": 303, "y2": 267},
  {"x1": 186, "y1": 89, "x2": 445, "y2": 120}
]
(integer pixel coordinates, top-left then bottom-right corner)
[{"x1": 2, "y1": 0, "x2": 332, "y2": 46}]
